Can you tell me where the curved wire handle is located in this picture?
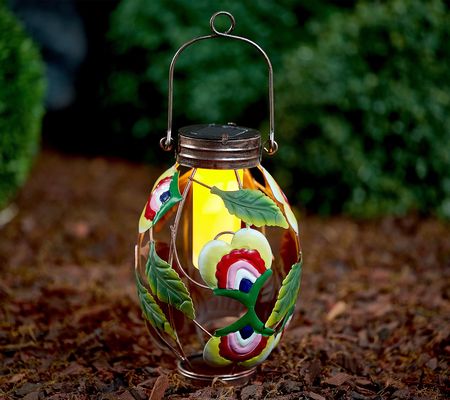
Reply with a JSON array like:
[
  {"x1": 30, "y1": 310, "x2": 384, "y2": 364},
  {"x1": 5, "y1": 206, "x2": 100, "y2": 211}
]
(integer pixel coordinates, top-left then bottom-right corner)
[{"x1": 160, "y1": 11, "x2": 278, "y2": 155}]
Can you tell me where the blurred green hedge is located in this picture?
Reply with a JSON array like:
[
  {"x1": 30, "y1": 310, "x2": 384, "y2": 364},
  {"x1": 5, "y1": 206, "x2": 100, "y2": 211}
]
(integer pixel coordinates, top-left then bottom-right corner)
[
  {"x1": 276, "y1": 0, "x2": 450, "y2": 217},
  {"x1": 0, "y1": 4, "x2": 45, "y2": 208}
]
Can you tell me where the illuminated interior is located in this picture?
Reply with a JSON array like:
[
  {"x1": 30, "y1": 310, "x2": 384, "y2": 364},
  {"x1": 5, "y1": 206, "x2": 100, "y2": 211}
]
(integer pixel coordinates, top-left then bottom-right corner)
[{"x1": 192, "y1": 168, "x2": 243, "y2": 268}]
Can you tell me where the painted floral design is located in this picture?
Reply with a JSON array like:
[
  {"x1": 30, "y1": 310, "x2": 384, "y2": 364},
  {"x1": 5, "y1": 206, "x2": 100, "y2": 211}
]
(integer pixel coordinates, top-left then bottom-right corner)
[
  {"x1": 198, "y1": 227, "x2": 285, "y2": 367},
  {"x1": 219, "y1": 326, "x2": 268, "y2": 362},
  {"x1": 202, "y1": 302, "x2": 295, "y2": 367},
  {"x1": 139, "y1": 166, "x2": 182, "y2": 233},
  {"x1": 259, "y1": 166, "x2": 298, "y2": 234},
  {"x1": 198, "y1": 227, "x2": 273, "y2": 289},
  {"x1": 203, "y1": 326, "x2": 282, "y2": 367},
  {"x1": 135, "y1": 164, "x2": 301, "y2": 368},
  {"x1": 216, "y1": 248, "x2": 267, "y2": 292}
]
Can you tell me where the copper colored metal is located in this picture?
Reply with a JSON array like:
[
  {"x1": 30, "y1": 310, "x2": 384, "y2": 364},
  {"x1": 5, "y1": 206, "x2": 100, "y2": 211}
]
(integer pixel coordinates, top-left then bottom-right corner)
[
  {"x1": 161, "y1": 11, "x2": 278, "y2": 155},
  {"x1": 177, "y1": 123, "x2": 261, "y2": 169},
  {"x1": 177, "y1": 354, "x2": 256, "y2": 386}
]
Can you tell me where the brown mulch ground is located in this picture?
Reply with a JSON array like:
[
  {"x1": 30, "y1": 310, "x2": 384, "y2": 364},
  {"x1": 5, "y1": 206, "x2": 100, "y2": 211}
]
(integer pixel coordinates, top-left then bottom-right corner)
[{"x1": 0, "y1": 150, "x2": 449, "y2": 400}]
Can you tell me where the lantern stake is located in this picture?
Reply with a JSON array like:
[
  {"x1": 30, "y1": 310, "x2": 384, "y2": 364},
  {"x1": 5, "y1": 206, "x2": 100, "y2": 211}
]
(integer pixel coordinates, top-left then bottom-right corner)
[
  {"x1": 234, "y1": 169, "x2": 243, "y2": 189},
  {"x1": 189, "y1": 178, "x2": 212, "y2": 190},
  {"x1": 169, "y1": 168, "x2": 196, "y2": 267},
  {"x1": 144, "y1": 321, "x2": 183, "y2": 360},
  {"x1": 193, "y1": 319, "x2": 213, "y2": 338}
]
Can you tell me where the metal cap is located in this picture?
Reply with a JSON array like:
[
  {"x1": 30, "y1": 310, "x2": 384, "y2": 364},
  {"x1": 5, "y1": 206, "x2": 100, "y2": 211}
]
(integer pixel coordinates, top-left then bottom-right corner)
[{"x1": 177, "y1": 123, "x2": 261, "y2": 169}]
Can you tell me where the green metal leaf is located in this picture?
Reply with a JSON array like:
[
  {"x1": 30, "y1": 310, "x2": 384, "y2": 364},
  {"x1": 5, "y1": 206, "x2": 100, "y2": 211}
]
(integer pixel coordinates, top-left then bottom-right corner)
[
  {"x1": 210, "y1": 187, "x2": 288, "y2": 229},
  {"x1": 135, "y1": 271, "x2": 176, "y2": 340},
  {"x1": 145, "y1": 242, "x2": 196, "y2": 320},
  {"x1": 213, "y1": 269, "x2": 274, "y2": 337},
  {"x1": 266, "y1": 261, "x2": 303, "y2": 327}
]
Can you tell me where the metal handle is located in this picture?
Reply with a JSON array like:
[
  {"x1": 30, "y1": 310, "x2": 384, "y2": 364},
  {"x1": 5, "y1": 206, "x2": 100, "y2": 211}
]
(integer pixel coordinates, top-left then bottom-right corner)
[{"x1": 160, "y1": 11, "x2": 278, "y2": 155}]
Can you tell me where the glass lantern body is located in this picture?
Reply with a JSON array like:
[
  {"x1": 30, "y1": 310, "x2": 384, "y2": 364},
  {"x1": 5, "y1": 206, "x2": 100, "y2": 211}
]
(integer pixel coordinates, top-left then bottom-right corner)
[{"x1": 135, "y1": 161, "x2": 302, "y2": 375}]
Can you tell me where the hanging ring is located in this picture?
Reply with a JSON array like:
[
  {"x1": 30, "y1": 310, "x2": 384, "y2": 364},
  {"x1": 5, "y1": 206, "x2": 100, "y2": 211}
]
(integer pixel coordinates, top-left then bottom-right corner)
[
  {"x1": 263, "y1": 139, "x2": 278, "y2": 155},
  {"x1": 160, "y1": 136, "x2": 174, "y2": 151},
  {"x1": 210, "y1": 11, "x2": 236, "y2": 35}
]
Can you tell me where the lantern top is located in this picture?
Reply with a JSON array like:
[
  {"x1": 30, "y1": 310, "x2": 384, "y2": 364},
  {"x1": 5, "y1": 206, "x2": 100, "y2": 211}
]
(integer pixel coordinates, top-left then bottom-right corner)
[
  {"x1": 179, "y1": 123, "x2": 259, "y2": 141},
  {"x1": 177, "y1": 123, "x2": 261, "y2": 169}
]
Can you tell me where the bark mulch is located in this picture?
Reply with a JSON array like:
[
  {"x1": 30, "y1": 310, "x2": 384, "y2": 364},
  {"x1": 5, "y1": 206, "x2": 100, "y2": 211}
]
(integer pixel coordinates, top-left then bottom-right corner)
[{"x1": 0, "y1": 151, "x2": 449, "y2": 399}]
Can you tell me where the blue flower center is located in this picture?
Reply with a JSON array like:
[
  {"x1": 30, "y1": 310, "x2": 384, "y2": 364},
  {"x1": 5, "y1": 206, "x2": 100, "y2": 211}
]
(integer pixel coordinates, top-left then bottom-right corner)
[
  {"x1": 239, "y1": 278, "x2": 253, "y2": 293},
  {"x1": 159, "y1": 191, "x2": 171, "y2": 203},
  {"x1": 239, "y1": 325, "x2": 254, "y2": 340}
]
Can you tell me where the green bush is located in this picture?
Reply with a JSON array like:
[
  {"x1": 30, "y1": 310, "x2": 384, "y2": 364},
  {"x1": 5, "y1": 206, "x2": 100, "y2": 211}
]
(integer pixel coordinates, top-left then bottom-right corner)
[
  {"x1": 106, "y1": 0, "x2": 350, "y2": 157},
  {"x1": 0, "y1": 4, "x2": 45, "y2": 208},
  {"x1": 276, "y1": 0, "x2": 450, "y2": 217}
]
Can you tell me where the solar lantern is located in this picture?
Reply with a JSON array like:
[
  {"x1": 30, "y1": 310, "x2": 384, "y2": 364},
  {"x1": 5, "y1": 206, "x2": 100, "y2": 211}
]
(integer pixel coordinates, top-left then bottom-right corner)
[{"x1": 135, "y1": 11, "x2": 302, "y2": 385}]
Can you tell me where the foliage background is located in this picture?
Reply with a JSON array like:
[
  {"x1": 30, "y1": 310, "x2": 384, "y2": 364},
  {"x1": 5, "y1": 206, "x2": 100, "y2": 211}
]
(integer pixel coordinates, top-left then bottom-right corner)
[
  {"x1": 276, "y1": 0, "x2": 450, "y2": 217},
  {"x1": 0, "y1": 3, "x2": 45, "y2": 207},
  {"x1": 2, "y1": 0, "x2": 449, "y2": 218},
  {"x1": 1, "y1": 3, "x2": 448, "y2": 398},
  {"x1": 105, "y1": 0, "x2": 449, "y2": 218}
]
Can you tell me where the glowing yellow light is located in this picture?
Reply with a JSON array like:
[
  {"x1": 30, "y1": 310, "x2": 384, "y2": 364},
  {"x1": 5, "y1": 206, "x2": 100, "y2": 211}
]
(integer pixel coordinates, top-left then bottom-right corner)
[{"x1": 192, "y1": 168, "x2": 243, "y2": 268}]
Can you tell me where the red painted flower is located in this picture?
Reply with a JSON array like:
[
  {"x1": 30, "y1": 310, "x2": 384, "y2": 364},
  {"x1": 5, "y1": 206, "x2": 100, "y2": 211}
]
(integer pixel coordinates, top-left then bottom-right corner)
[
  {"x1": 138, "y1": 166, "x2": 182, "y2": 233},
  {"x1": 203, "y1": 325, "x2": 282, "y2": 367},
  {"x1": 219, "y1": 327, "x2": 268, "y2": 361},
  {"x1": 199, "y1": 228, "x2": 282, "y2": 367},
  {"x1": 144, "y1": 176, "x2": 172, "y2": 221},
  {"x1": 216, "y1": 249, "x2": 267, "y2": 292},
  {"x1": 198, "y1": 227, "x2": 272, "y2": 289}
]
